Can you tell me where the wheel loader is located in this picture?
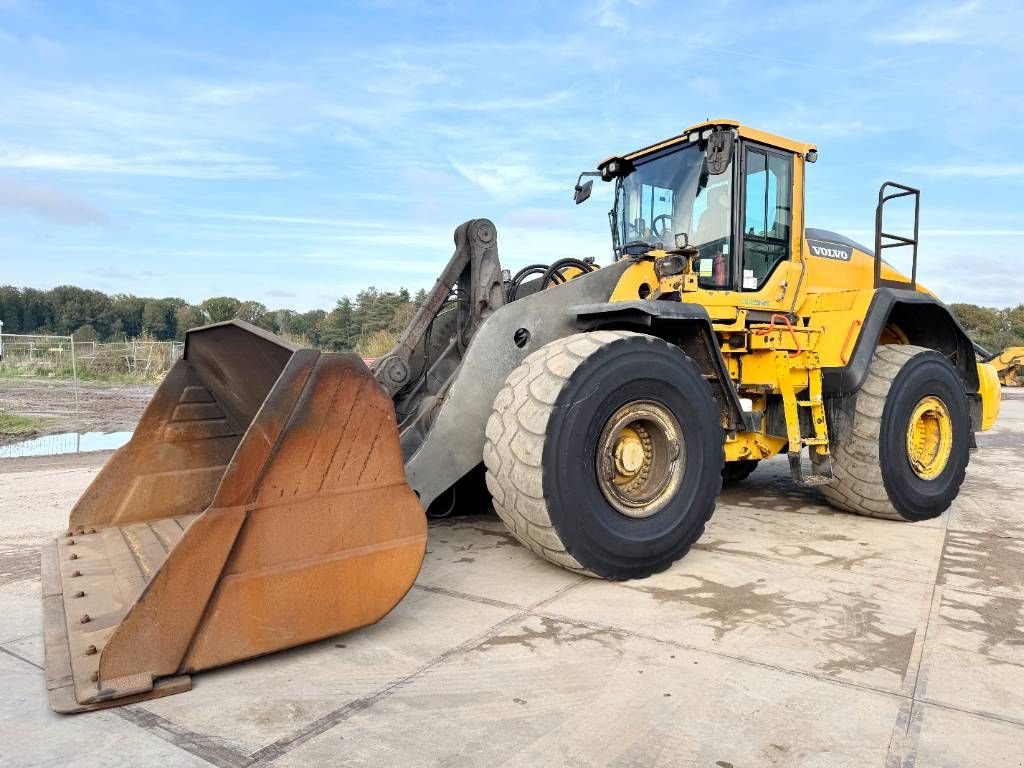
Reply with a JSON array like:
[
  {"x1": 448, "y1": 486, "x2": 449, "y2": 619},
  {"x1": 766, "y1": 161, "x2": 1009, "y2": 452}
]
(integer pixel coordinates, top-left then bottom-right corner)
[
  {"x1": 978, "y1": 345, "x2": 1024, "y2": 386},
  {"x1": 42, "y1": 119, "x2": 1002, "y2": 712}
]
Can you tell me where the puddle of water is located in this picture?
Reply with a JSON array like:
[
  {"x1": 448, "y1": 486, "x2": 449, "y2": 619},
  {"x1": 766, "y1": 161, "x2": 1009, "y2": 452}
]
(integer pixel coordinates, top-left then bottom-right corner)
[{"x1": 0, "y1": 431, "x2": 133, "y2": 458}]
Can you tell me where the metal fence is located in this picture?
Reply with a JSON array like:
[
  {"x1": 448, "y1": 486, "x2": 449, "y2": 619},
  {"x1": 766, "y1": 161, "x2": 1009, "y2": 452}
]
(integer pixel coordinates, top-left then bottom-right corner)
[
  {"x1": 0, "y1": 334, "x2": 183, "y2": 381},
  {"x1": 75, "y1": 339, "x2": 184, "y2": 378}
]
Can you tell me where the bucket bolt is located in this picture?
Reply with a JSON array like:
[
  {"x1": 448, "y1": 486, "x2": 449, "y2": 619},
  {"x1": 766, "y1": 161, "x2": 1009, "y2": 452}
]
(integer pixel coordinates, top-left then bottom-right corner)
[
  {"x1": 90, "y1": 671, "x2": 99, "y2": 682},
  {"x1": 71, "y1": 570, "x2": 82, "y2": 577},
  {"x1": 85, "y1": 645, "x2": 97, "y2": 656},
  {"x1": 80, "y1": 614, "x2": 91, "y2": 624},
  {"x1": 73, "y1": 590, "x2": 85, "y2": 598},
  {"x1": 69, "y1": 553, "x2": 79, "y2": 560}
]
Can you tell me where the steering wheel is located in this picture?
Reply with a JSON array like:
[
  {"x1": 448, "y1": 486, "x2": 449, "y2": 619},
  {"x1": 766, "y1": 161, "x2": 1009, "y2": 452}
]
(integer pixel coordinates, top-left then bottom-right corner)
[{"x1": 651, "y1": 214, "x2": 673, "y2": 237}]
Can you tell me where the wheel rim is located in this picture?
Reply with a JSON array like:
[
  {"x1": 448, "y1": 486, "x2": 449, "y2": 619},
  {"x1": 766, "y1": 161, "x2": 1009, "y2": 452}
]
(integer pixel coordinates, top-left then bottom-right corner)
[
  {"x1": 905, "y1": 395, "x2": 953, "y2": 481},
  {"x1": 596, "y1": 400, "x2": 684, "y2": 518}
]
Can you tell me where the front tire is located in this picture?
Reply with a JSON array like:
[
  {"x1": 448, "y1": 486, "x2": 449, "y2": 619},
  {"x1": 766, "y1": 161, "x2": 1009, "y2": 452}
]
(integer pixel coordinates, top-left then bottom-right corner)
[
  {"x1": 823, "y1": 344, "x2": 971, "y2": 521},
  {"x1": 483, "y1": 331, "x2": 724, "y2": 580}
]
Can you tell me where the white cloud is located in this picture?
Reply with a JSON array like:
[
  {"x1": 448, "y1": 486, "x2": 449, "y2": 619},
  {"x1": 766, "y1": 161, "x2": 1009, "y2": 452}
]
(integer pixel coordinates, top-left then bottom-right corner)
[
  {"x1": 437, "y1": 91, "x2": 572, "y2": 113},
  {"x1": 502, "y1": 208, "x2": 574, "y2": 228},
  {"x1": 185, "y1": 83, "x2": 271, "y2": 107},
  {"x1": 0, "y1": 179, "x2": 107, "y2": 225},
  {"x1": 589, "y1": 0, "x2": 654, "y2": 30},
  {"x1": 922, "y1": 228, "x2": 1024, "y2": 236},
  {"x1": 903, "y1": 162, "x2": 1024, "y2": 179},
  {"x1": 922, "y1": 249, "x2": 1024, "y2": 306},
  {"x1": 871, "y1": 1, "x2": 980, "y2": 45},
  {"x1": 86, "y1": 266, "x2": 157, "y2": 281},
  {"x1": 164, "y1": 211, "x2": 394, "y2": 229},
  {"x1": 450, "y1": 160, "x2": 564, "y2": 202},
  {"x1": 0, "y1": 146, "x2": 283, "y2": 179}
]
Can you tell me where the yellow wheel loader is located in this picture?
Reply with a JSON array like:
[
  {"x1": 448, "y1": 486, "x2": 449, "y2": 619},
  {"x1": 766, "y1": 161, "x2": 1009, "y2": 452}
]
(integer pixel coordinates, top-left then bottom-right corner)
[
  {"x1": 43, "y1": 119, "x2": 1003, "y2": 712},
  {"x1": 978, "y1": 346, "x2": 1024, "y2": 386}
]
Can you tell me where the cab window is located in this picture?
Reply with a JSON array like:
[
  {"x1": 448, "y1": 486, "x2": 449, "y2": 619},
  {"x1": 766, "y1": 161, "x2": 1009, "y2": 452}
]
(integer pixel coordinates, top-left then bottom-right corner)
[
  {"x1": 639, "y1": 183, "x2": 674, "y2": 239},
  {"x1": 742, "y1": 147, "x2": 792, "y2": 290}
]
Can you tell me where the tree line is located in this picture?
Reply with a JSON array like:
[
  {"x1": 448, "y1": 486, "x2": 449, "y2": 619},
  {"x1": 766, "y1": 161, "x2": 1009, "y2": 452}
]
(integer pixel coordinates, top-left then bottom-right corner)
[
  {"x1": 0, "y1": 284, "x2": 428, "y2": 355},
  {"x1": 1, "y1": 284, "x2": 1022, "y2": 356},
  {"x1": 949, "y1": 303, "x2": 1024, "y2": 354}
]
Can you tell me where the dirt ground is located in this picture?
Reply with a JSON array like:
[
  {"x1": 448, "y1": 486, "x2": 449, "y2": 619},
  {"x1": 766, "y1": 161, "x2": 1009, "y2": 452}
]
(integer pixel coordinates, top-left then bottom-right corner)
[
  {"x1": 0, "y1": 378, "x2": 154, "y2": 445},
  {"x1": 0, "y1": 391, "x2": 1022, "y2": 766}
]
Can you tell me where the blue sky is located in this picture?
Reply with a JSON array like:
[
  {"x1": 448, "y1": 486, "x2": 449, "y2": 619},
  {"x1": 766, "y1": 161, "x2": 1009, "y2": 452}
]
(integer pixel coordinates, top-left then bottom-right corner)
[{"x1": 1, "y1": 0, "x2": 1022, "y2": 310}]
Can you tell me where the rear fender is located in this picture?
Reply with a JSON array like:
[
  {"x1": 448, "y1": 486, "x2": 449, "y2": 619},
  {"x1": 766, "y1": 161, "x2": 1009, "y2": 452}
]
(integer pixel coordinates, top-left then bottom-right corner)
[
  {"x1": 976, "y1": 361, "x2": 1001, "y2": 431},
  {"x1": 822, "y1": 289, "x2": 979, "y2": 396},
  {"x1": 822, "y1": 289, "x2": 989, "y2": 433}
]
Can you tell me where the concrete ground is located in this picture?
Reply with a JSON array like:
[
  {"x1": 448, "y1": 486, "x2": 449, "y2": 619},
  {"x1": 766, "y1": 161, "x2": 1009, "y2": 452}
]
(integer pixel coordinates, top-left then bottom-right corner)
[{"x1": 2, "y1": 393, "x2": 1023, "y2": 767}]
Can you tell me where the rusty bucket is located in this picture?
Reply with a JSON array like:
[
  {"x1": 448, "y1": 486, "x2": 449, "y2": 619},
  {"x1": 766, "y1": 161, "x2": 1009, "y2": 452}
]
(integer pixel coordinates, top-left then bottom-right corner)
[{"x1": 42, "y1": 321, "x2": 426, "y2": 712}]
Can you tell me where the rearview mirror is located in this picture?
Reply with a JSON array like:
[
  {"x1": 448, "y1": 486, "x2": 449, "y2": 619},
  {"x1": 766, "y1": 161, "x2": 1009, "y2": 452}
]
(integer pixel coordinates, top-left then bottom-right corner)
[
  {"x1": 706, "y1": 129, "x2": 734, "y2": 175},
  {"x1": 574, "y1": 179, "x2": 594, "y2": 205}
]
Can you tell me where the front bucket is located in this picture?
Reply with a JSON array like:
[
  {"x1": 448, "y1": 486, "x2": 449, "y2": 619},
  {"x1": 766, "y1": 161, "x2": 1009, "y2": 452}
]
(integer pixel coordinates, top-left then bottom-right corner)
[{"x1": 42, "y1": 321, "x2": 426, "y2": 713}]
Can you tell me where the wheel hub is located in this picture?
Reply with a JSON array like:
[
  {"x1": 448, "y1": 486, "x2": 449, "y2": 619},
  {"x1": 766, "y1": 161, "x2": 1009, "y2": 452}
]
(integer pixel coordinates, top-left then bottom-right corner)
[
  {"x1": 613, "y1": 428, "x2": 648, "y2": 475},
  {"x1": 906, "y1": 395, "x2": 953, "y2": 481},
  {"x1": 597, "y1": 401, "x2": 683, "y2": 518}
]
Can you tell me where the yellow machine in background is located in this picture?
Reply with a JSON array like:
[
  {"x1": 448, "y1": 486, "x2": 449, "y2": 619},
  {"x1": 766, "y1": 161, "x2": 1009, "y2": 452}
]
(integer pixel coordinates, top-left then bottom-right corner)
[
  {"x1": 43, "y1": 119, "x2": 1002, "y2": 712},
  {"x1": 984, "y1": 346, "x2": 1024, "y2": 386}
]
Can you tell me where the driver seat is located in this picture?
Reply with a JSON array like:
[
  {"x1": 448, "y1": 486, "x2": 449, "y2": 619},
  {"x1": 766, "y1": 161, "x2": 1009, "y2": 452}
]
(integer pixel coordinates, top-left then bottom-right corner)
[{"x1": 695, "y1": 184, "x2": 730, "y2": 245}]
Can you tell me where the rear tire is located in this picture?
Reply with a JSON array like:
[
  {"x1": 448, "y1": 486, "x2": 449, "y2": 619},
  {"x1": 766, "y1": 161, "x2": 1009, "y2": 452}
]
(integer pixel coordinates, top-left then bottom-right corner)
[
  {"x1": 822, "y1": 344, "x2": 971, "y2": 521},
  {"x1": 483, "y1": 330, "x2": 724, "y2": 580}
]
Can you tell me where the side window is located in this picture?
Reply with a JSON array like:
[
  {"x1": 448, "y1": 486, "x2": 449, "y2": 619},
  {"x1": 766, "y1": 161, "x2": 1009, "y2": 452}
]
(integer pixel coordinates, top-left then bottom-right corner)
[{"x1": 742, "y1": 147, "x2": 792, "y2": 290}]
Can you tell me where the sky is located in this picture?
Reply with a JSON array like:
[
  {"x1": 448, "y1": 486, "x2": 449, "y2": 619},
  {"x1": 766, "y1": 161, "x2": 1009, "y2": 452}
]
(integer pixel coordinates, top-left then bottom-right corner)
[{"x1": 1, "y1": 0, "x2": 1023, "y2": 311}]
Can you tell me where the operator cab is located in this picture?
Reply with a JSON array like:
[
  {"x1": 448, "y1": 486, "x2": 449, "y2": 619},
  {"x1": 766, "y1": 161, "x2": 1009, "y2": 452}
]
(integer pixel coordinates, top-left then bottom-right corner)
[{"x1": 577, "y1": 120, "x2": 816, "y2": 296}]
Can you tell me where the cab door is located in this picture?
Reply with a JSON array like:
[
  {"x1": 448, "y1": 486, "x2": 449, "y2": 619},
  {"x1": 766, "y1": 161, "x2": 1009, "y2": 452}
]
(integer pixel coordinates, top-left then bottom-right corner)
[{"x1": 736, "y1": 142, "x2": 795, "y2": 309}]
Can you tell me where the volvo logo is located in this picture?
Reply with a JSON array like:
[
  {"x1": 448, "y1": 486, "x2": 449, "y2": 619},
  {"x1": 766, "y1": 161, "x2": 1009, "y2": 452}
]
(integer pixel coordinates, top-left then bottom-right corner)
[{"x1": 807, "y1": 239, "x2": 852, "y2": 261}]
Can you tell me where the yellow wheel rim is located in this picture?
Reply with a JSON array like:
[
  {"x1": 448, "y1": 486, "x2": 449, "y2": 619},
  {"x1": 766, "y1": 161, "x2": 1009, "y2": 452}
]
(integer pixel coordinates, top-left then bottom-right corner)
[
  {"x1": 905, "y1": 396, "x2": 953, "y2": 481},
  {"x1": 596, "y1": 400, "x2": 683, "y2": 518}
]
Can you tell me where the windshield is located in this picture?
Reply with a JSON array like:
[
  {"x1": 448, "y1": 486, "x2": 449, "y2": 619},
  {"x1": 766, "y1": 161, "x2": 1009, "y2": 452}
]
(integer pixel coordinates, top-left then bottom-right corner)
[{"x1": 613, "y1": 142, "x2": 734, "y2": 288}]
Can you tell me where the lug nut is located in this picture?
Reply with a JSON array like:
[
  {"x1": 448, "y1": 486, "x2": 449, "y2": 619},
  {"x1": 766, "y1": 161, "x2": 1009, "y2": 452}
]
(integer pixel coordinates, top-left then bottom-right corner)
[
  {"x1": 88, "y1": 529, "x2": 96, "y2": 534},
  {"x1": 69, "y1": 553, "x2": 79, "y2": 560},
  {"x1": 80, "y1": 614, "x2": 91, "y2": 624},
  {"x1": 68, "y1": 539, "x2": 76, "y2": 546},
  {"x1": 85, "y1": 645, "x2": 97, "y2": 656},
  {"x1": 73, "y1": 590, "x2": 85, "y2": 598},
  {"x1": 72, "y1": 570, "x2": 82, "y2": 577},
  {"x1": 90, "y1": 671, "x2": 99, "y2": 682}
]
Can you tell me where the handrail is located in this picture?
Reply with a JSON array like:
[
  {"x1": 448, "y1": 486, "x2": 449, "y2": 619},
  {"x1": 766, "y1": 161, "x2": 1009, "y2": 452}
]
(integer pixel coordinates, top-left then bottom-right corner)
[
  {"x1": 874, "y1": 181, "x2": 920, "y2": 290},
  {"x1": 754, "y1": 313, "x2": 803, "y2": 357},
  {"x1": 840, "y1": 319, "x2": 862, "y2": 365}
]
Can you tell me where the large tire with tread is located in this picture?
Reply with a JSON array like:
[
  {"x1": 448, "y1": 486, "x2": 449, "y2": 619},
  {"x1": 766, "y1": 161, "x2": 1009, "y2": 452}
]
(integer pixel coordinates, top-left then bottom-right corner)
[
  {"x1": 822, "y1": 344, "x2": 971, "y2": 521},
  {"x1": 483, "y1": 330, "x2": 724, "y2": 580}
]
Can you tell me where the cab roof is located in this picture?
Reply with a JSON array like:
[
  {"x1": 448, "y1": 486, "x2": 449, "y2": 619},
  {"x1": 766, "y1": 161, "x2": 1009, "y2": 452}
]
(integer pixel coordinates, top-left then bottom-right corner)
[{"x1": 616, "y1": 119, "x2": 816, "y2": 163}]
